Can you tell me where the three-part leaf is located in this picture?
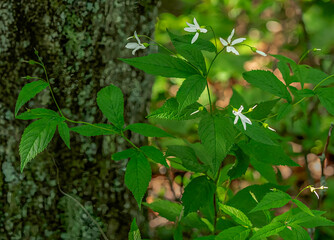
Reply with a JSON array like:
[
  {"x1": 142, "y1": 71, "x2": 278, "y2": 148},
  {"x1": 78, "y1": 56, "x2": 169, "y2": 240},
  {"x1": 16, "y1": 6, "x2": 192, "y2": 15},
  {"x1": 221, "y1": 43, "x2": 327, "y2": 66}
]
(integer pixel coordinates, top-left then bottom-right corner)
[
  {"x1": 19, "y1": 118, "x2": 58, "y2": 172},
  {"x1": 15, "y1": 80, "x2": 49, "y2": 116},
  {"x1": 125, "y1": 152, "x2": 151, "y2": 206},
  {"x1": 97, "y1": 84, "x2": 124, "y2": 129}
]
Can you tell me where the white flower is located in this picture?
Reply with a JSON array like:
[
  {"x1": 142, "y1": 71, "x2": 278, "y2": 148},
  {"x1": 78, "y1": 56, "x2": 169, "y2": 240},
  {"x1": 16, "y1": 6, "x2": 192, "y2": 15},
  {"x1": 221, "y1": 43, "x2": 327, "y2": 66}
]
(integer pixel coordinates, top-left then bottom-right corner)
[
  {"x1": 184, "y1": 17, "x2": 208, "y2": 44},
  {"x1": 233, "y1": 105, "x2": 252, "y2": 130},
  {"x1": 256, "y1": 50, "x2": 267, "y2": 56},
  {"x1": 219, "y1": 29, "x2": 246, "y2": 55},
  {"x1": 310, "y1": 186, "x2": 328, "y2": 199},
  {"x1": 125, "y1": 31, "x2": 146, "y2": 55}
]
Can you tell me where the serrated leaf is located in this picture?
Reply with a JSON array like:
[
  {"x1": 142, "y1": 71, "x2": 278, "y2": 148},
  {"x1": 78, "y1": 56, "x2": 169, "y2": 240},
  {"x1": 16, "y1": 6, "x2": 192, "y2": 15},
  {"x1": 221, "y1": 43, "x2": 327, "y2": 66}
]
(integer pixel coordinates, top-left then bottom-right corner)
[
  {"x1": 167, "y1": 30, "x2": 216, "y2": 52},
  {"x1": 239, "y1": 140, "x2": 299, "y2": 166},
  {"x1": 277, "y1": 102, "x2": 292, "y2": 120},
  {"x1": 147, "y1": 98, "x2": 205, "y2": 120},
  {"x1": 315, "y1": 87, "x2": 334, "y2": 115},
  {"x1": 128, "y1": 218, "x2": 141, "y2": 240},
  {"x1": 279, "y1": 224, "x2": 311, "y2": 240},
  {"x1": 15, "y1": 80, "x2": 49, "y2": 116},
  {"x1": 19, "y1": 118, "x2": 57, "y2": 172},
  {"x1": 58, "y1": 121, "x2": 70, "y2": 149},
  {"x1": 125, "y1": 152, "x2": 151, "y2": 206},
  {"x1": 176, "y1": 75, "x2": 207, "y2": 112},
  {"x1": 235, "y1": 122, "x2": 277, "y2": 146},
  {"x1": 16, "y1": 108, "x2": 60, "y2": 120},
  {"x1": 96, "y1": 84, "x2": 124, "y2": 129},
  {"x1": 296, "y1": 89, "x2": 315, "y2": 97},
  {"x1": 219, "y1": 204, "x2": 252, "y2": 227},
  {"x1": 140, "y1": 146, "x2": 168, "y2": 167},
  {"x1": 181, "y1": 176, "x2": 215, "y2": 216},
  {"x1": 125, "y1": 123, "x2": 173, "y2": 138},
  {"x1": 293, "y1": 213, "x2": 334, "y2": 228},
  {"x1": 228, "y1": 149, "x2": 250, "y2": 180},
  {"x1": 243, "y1": 70, "x2": 291, "y2": 102},
  {"x1": 277, "y1": 60, "x2": 292, "y2": 85},
  {"x1": 216, "y1": 226, "x2": 250, "y2": 240},
  {"x1": 70, "y1": 123, "x2": 118, "y2": 136},
  {"x1": 199, "y1": 114, "x2": 236, "y2": 174},
  {"x1": 112, "y1": 148, "x2": 137, "y2": 161},
  {"x1": 291, "y1": 199, "x2": 314, "y2": 216},
  {"x1": 120, "y1": 53, "x2": 198, "y2": 78},
  {"x1": 250, "y1": 158, "x2": 277, "y2": 184},
  {"x1": 250, "y1": 221, "x2": 285, "y2": 240},
  {"x1": 143, "y1": 199, "x2": 182, "y2": 221},
  {"x1": 295, "y1": 65, "x2": 332, "y2": 86},
  {"x1": 250, "y1": 191, "x2": 291, "y2": 213},
  {"x1": 166, "y1": 145, "x2": 207, "y2": 172},
  {"x1": 248, "y1": 99, "x2": 279, "y2": 120}
]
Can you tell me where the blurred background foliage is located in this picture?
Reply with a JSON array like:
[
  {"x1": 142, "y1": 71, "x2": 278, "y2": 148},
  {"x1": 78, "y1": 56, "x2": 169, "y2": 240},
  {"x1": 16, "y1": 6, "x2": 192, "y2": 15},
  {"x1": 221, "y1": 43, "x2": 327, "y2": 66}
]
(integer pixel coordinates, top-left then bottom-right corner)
[{"x1": 145, "y1": 0, "x2": 334, "y2": 239}]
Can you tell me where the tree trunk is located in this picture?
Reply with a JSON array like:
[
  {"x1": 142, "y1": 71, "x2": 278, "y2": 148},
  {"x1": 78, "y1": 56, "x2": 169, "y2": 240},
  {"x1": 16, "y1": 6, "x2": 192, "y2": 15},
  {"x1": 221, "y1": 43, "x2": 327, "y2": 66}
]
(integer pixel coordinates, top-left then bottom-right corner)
[{"x1": 0, "y1": 0, "x2": 158, "y2": 239}]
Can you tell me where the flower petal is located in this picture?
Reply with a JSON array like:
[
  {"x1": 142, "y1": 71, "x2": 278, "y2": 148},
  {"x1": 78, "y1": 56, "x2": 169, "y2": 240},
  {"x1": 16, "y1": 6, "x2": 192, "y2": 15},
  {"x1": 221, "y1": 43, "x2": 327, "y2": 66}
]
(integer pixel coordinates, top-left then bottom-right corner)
[
  {"x1": 240, "y1": 114, "x2": 252, "y2": 125},
  {"x1": 220, "y1": 38, "x2": 228, "y2": 46},
  {"x1": 191, "y1": 32, "x2": 199, "y2": 44},
  {"x1": 230, "y1": 46, "x2": 240, "y2": 55},
  {"x1": 184, "y1": 27, "x2": 197, "y2": 32},
  {"x1": 227, "y1": 28, "x2": 235, "y2": 43},
  {"x1": 200, "y1": 28, "x2": 208, "y2": 33},
  {"x1": 231, "y1": 37, "x2": 246, "y2": 45},
  {"x1": 186, "y1": 22, "x2": 196, "y2": 28},
  {"x1": 134, "y1": 31, "x2": 141, "y2": 44},
  {"x1": 193, "y1": 17, "x2": 199, "y2": 28},
  {"x1": 238, "y1": 105, "x2": 244, "y2": 112},
  {"x1": 256, "y1": 50, "x2": 267, "y2": 56},
  {"x1": 226, "y1": 46, "x2": 233, "y2": 52},
  {"x1": 234, "y1": 115, "x2": 239, "y2": 125},
  {"x1": 125, "y1": 43, "x2": 139, "y2": 49}
]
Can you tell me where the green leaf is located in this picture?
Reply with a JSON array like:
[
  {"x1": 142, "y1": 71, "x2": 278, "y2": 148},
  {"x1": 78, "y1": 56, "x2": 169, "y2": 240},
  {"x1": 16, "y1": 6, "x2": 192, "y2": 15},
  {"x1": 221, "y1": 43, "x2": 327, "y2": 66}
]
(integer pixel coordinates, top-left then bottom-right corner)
[
  {"x1": 176, "y1": 75, "x2": 207, "y2": 112},
  {"x1": 15, "y1": 80, "x2": 49, "y2": 116},
  {"x1": 279, "y1": 224, "x2": 311, "y2": 240},
  {"x1": 250, "y1": 158, "x2": 277, "y2": 184},
  {"x1": 19, "y1": 118, "x2": 57, "y2": 172},
  {"x1": 16, "y1": 108, "x2": 60, "y2": 120},
  {"x1": 295, "y1": 65, "x2": 331, "y2": 86},
  {"x1": 125, "y1": 123, "x2": 173, "y2": 138},
  {"x1": 167, "y1": 30, "x2": 216, "y2": 52},
  {"x1": 228, "y1": 149, "x2": 250, "y2": 180},
  {"x1": 70, "y1": 123, "x2": 118, "y2": 136},
  {"x1": 296, "y1": 89, "x2": 315, "y2": 98},
  {"x1": 166, "y1": 145, "x2": 207, "y2": 172},
  {"x1": 291, "y1": 199, "x2": 314, "y2": 216},
  {"x1": 292, "y1": 212, "x2": 334, "y2": 228},
  {"x1": 125, "y1": 152, "x2": 151, "y2": 206},
  {"x1": 216, "y1": 226, "x2": 250, "y2": 240},
  {"x1": 140, "y1": 146, "x2": 168, "y2": 167},
  {"x1": 168, "y1": 30, "x2": 207, "y2": 74},
  {"x1": 181, "y1": 176, "x2": 215, "y2": 216},
  {"x1": 219, "y1": 204, "x2": 252, "y2": 227},
  {"x1": 235, "y1": 123, "x2": 277, "y2": 146},
  {"x1": 230, "y1": 88, "x2": 247, "y2": 109},
  {"x1": 243, "y1": 70, "x2": 291, "y2": 102},
  {"x1": 96, "y1": 84, "x2": 124, "y2": 129},
  {"x1": 119, "y1": 53, "x2": 198, "y2": 78},
  {"x1": 143, "y1": 199, "x2": 182, "y2": 221},
  {"x1": 250, "y1": 221, "x2": 285, "y2": 240},
  {"x1": 128, "y1": 218, "x2": 141, "y2": 240},
  {"x1": 277, "y1": 60, "x2": 292, "y2": 85},
  {"x1": 248, "y1": 99, "x2": 279, "y2": 120},
  {"x1": 147, "y1": 98, "x2": 205, "y2": 120},
  {"x1": 112, "y1": 148, "x2": 137, "y2": 161},
  {"x1": 315, "y1": 87, "x2": 334, "y2": 115},
  {"x1": 198, "y1": 114, "x2": 236, "y2": 173},
  {"x1": 250, "y1": 191, "x2": 291, "y2": 213},
  {"x1": 58, "y1": 121, "x2": 70, "y2": 149},
  {"x1": 276, "y1": 102, "x2": 292, "y2": 120},
  {"x1": 239, "y1": 140, "x2": 299, "y2": 166}
]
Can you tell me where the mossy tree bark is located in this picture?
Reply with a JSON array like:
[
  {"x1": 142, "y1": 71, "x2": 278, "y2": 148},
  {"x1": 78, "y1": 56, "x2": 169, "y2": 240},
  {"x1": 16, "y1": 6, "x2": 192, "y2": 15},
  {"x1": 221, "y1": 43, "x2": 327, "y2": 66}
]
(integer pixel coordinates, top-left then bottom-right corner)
[{"x1": 0, "y1": 0, "x2": 158, "y2": 239}]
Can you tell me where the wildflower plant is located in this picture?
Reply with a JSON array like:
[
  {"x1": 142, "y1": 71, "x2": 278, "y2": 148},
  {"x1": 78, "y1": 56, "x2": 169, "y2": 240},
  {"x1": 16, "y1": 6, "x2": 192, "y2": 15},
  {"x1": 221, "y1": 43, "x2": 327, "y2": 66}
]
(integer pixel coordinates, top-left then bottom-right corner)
[{"x1": 16, "y1": 17, "x2": 334, "y2": 239}]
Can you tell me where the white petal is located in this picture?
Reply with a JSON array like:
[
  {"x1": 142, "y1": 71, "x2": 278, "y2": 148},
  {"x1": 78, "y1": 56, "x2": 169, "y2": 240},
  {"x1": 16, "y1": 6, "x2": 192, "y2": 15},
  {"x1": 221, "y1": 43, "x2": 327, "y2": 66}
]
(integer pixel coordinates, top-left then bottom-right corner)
[
  {"x1": 234, "y1": 115, "x2": 239, "y2": 125},
  {"x1": 268, "y1": 126, "x2": 276, "y2": 132},
  {"x1": 240, "y1": 114, "x2": 252, "y2": 125},
  {"x1": 184, "y1": 27, "x2": 197, "y2": 32},
  {"x1": 238, "y1": 105, "x2": 244, "y2": 112},
  {"x1": 241, "y1": 118, "x2": 247, "y2": 130},
  {"x1": 226, "y1": 46, "x2": 233, "y2": 52},
  {"x1": 227, "y1": 28, "x2": 235, "y2": 43},
  {"x1": 125, "y1": 43, "x2": 138, "y2": 49},
  {"x1": 230, "y1": 46, "x2": 240, "y2": 55},
  {"x1": 314, "y1": 191, "x2": 319, "y2": 199},
  {"x1": 220, "y1": 38, "x2": 228, "y2": 46},
  {"x1": 256, "y1": 50, "x2": 267, "y2": 56},
  {"x1": 193, "y1": 17, "x2": 199, "y2": 28},
  {"x1": 186, "y1": 22, "x2": 196, "y2": 28},
  {"x1": 191, "y1": 32, "x2": 199, "y2": 44},
  {"x1": 231, "y1": 37, "x2": 246, "y2": 45},
  {"x1": 200, "y1": 28, "x2": 208, "y2": 33},
  {"x1": 134, "y1": 31, "x2": 141, "y2": 44}
]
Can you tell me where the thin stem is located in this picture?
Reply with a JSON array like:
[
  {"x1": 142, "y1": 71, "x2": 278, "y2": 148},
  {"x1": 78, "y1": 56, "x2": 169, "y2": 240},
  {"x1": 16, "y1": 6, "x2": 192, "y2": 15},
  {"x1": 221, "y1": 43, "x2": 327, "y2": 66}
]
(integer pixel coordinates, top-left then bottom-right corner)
[
  {"x1": 65, "y1": 118, "x2": 118, "y2": 134},
  {"x1": 208, "y1": 26, "x2": 218, "y2": 54},
  {"x1": 206, "y1": 82, "x2": 213, "y2": 113},
  {"x1": 51, "y1": 157, "x2": 109, "y2": 240},
  {"x1": 313, "y1": 74, "x2": 334, "y2": 91},
  {"x1": 298, "y1": 49, "x2": 312, "y2": 65}
]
